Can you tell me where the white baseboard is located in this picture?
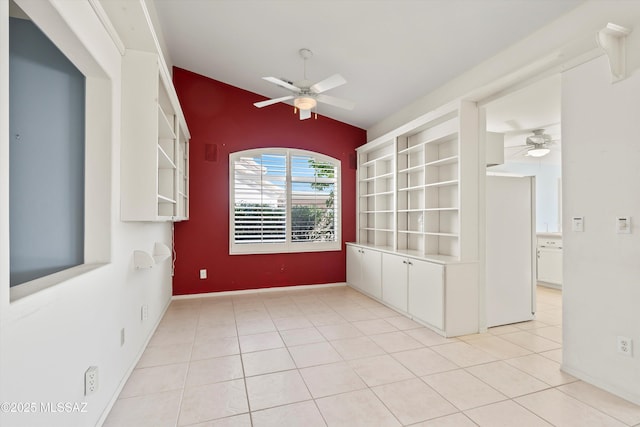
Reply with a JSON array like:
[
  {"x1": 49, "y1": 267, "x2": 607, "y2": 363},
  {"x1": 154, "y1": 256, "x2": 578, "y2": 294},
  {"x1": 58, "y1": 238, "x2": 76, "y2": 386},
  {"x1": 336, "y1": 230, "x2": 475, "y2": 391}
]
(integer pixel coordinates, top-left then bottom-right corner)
[
  {"x1": 172, "y1": 282, "x2": 347, "y2": 300},
  {"x1": 561, "y1": 363, "x2": 640, "y2": 406}
]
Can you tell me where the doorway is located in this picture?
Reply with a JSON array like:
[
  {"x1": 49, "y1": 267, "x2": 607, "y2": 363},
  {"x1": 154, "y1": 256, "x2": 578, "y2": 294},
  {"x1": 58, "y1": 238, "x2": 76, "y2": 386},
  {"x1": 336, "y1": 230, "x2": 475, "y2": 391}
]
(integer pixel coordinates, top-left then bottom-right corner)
[{"x1": 482, "y1": 74, "x2": 563, "y2": 332}]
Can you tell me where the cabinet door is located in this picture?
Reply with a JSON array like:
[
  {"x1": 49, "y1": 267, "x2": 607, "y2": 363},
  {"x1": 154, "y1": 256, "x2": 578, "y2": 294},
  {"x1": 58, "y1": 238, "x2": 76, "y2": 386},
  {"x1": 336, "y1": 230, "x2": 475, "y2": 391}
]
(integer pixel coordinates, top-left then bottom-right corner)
[
  {"x1": 381, "y1": 253, "x2": 408, "y2": 311},
  {"x1": 408, "y1": 259, "x2": 444, "y2": 329},
  {"x1": 361, "y1": 249, "x2": 382, "y2": 299},
  {"x1": 346, "y1": 246, "x2": 362, "y2": 290},
  {"x1": 537, "y1": 248, "x2": 562, "y2": 285}
]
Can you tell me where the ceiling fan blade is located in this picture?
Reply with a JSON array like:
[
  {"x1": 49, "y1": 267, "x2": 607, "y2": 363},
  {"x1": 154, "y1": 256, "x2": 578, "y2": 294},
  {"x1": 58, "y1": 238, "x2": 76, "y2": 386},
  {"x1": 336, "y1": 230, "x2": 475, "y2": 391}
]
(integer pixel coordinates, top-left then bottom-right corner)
[
  {"x1": 299, "y1": 108, "x2": 311, "y2": 120},
  {"x1": 310, "y1": 74, "x2": 346, "y2": 93},
  {"x1": 316, "y1": 93, "x2": 355, "y2": 110},
  {"x1": 262, "y1": 77, "x2": 301, "y2": 93},
  {"x1": 253, "y1": 95, "x2": 294, "y2": 108}
]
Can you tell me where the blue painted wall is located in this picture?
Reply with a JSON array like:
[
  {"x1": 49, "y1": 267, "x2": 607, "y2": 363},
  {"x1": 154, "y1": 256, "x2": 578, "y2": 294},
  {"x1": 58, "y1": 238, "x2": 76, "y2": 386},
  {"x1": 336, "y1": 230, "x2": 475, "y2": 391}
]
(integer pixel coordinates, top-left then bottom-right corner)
[{"x1": 9, "y1": 17, "x2": 85, "y2": 286}]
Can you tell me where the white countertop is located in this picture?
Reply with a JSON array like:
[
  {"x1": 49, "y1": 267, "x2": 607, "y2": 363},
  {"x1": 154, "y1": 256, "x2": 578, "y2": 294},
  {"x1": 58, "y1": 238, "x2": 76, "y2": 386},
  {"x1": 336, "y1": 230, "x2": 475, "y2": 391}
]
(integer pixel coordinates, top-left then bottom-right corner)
[{"x1": 537, "y1": 232, "x2": 562, "y2": 238}]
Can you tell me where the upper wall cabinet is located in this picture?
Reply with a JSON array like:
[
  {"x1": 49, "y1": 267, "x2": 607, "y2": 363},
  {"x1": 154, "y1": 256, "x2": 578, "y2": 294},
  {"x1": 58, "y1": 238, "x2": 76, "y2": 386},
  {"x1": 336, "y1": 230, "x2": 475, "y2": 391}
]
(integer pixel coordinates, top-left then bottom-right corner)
[
  {"x1": 121, "y1": 50, "x2": 190, "y2": 221},
  {"x1": 356, "y1": 101, "x2": 478, "y2": 263}
]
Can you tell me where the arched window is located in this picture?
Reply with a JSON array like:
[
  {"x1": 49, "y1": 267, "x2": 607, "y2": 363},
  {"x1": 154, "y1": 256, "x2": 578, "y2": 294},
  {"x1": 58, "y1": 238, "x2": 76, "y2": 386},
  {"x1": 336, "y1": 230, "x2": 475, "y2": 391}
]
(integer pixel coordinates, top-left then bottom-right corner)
[{"x1": 230, "y1": 148, "x2": 341, "y2": 254}]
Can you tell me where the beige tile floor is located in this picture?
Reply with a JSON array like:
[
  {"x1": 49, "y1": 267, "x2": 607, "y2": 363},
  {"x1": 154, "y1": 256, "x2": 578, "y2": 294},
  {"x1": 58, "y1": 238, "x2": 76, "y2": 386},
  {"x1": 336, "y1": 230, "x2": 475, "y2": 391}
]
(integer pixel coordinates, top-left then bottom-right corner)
[{"x1": 104, "y1": 285, "x2": 640, "y2": 427}]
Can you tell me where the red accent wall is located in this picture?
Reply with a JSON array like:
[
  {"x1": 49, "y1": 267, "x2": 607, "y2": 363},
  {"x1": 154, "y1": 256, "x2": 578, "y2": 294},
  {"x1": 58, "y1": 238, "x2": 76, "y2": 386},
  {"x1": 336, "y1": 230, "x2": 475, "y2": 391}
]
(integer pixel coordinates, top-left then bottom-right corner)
[{"x1": 172, "y1": 68, "x2": 366, "y2": 295}]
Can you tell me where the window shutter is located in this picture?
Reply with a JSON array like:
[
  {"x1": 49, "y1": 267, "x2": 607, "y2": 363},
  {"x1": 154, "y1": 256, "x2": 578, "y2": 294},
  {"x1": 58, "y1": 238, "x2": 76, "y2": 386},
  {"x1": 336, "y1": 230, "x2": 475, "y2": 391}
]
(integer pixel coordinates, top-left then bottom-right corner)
[
  {"x1": 233, "y1": 153, "x2": 287, "y2": 244},
  {"x1": 290, "y1": 154, "x2": 338, "y2": 243}
]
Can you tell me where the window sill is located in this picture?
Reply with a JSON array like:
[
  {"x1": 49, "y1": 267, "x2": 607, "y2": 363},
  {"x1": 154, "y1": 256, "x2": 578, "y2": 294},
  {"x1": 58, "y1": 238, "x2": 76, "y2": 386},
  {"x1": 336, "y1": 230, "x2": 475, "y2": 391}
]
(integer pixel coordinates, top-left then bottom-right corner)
[
  {"x1": 230, "y1": 242, "x2": 341, "y2": 255},
  {"x1": 10, "y1": 263, "x2": 108, "y2": 302}
]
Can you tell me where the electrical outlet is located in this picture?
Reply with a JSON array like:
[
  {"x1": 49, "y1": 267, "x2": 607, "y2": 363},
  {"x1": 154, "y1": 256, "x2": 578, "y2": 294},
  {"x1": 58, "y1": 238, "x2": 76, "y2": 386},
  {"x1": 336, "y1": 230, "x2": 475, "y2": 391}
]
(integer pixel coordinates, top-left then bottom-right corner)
[
  {"x1": 120, "y1": 328, "x2": 125, "y2": 347},
  {"x1": 85, "y1": 366, "x2": 99, "y2": 396},
  {"x1": 617, "y1": 336, "x2": 633, "y2": 356},
  {"x1": 199, "y1": 269, "x2": 207, "y2": 279},
  {"x1": 141, "y1": 304, "x2": 148, "y2": 321}
]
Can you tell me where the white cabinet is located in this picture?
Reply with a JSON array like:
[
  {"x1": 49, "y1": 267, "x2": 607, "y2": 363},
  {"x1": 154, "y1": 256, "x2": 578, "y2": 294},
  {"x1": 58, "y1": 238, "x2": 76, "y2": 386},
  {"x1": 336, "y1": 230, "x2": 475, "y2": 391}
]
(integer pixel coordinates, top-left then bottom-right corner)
[
  {"x1": 381, "y1": 253, "x2": 409, "y2": 311},
  {"x1": 346, "y1": 245, "x2": 382, "y2": 299},
  {"x1": 537, "y1": 236, "x2": 562, "y2": 286},
  {"x1": 407, "y1": 259, "x2": 444, "y2": 329},
  {"x1": 348, "y1": 244, "x2": 478, "y2": 337},
  {"x1": 121, "y1": 50, "x2": 190, "y2": 221}
]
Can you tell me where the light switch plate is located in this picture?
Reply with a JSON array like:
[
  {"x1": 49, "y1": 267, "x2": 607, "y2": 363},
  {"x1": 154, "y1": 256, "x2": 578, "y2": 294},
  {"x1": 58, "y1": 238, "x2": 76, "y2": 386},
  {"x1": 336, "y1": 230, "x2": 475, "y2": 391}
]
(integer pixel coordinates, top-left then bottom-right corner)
[
  {"x1": 572, "y1": 216, "x2": 584, "y2": 232},
  {"x1": 616, "y1": 216, "x2": 631, "y2": 234}
]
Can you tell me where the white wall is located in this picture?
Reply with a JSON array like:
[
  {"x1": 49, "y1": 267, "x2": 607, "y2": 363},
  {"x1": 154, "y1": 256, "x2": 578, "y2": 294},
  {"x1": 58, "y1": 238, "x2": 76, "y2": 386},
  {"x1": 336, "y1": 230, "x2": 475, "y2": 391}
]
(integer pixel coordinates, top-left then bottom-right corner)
[
  {"x1": 489, "y1": 162, "x2": 562, "y2": 232},
  {"x1": 562, "y1": 55, "x2": 640, "y2": 404},
  {"x1": 0, "y1": 1, "x2": 173, "y2": 426}
]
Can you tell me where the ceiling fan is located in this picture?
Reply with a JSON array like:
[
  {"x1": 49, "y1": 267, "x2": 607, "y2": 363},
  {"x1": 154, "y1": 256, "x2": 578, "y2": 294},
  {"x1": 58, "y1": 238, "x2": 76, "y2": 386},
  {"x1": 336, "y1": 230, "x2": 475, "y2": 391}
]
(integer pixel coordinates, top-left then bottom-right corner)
[
  {"x1": 253, "y1": 48, "x2": 355, "y2": 120},
  {"x1": 507, "y1": 129, "x2": 558, "y2": 158}
]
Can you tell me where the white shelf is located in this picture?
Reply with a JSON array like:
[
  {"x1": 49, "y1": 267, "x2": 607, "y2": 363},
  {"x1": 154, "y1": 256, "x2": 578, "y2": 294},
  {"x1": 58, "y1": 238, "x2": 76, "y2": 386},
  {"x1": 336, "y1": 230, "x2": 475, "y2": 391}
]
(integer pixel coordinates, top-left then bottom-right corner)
[
  {"x1": 424, "y1": 180, "x2": 458, "y2": 188},
  {"x1": 157, "y1": 145, "x2": 176, "y2": 169},
  {"x1": 398, "y1": 184, "x2": 425, "y2": 192},
  {"x1": 398, "y1": 164, "x2": 424, "y2": 174},
  {"x1": 398, "y1": 144, "x2": 425, "y2": 155},
  {"x1": 424, "y1": 232, "x2": 459, "y2": 237},
  {"x1": 425, "y1": 155, "x2": 458, "y2": 167},
  {"x1": 157, "y1": 194, "x2": 176, "y2": 204},
  {"x1": 424, "y1": 207, "x2": 458, "y2": 211},
  {"x1": 361, "y1": 153, "x2": 393, "y2": 167},
  {"x1": 376, "y1": 172, "x2": 395, "y2": 179},
  {"x1": 157, "y1": 105, "x2": 175, "y2": 139}
]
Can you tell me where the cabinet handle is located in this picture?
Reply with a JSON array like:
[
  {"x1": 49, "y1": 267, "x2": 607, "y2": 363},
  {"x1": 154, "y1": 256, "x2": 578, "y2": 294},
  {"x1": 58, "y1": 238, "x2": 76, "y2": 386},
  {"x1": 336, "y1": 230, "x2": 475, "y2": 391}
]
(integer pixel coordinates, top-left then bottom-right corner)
[
  {"x1": 402, "y1": 260, "x2": 407, "y2": 264},
  {"x1": 407, "y1": 261, "x2": 413, "y2": 266}
]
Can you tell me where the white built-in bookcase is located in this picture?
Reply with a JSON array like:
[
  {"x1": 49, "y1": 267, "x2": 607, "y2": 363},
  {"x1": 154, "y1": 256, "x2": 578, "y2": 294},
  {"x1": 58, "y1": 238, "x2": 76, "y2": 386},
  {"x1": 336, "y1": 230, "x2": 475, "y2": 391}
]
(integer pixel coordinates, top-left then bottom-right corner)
[
  {"x1": 350, "y1": 101, "x2": 479, "y2": 337},
  {"x1": 356, "y1": 101, "x2": 478, "y2": 263},
  {"x1": 121, "y1": 50, "x2": 190, "y2": 222}
]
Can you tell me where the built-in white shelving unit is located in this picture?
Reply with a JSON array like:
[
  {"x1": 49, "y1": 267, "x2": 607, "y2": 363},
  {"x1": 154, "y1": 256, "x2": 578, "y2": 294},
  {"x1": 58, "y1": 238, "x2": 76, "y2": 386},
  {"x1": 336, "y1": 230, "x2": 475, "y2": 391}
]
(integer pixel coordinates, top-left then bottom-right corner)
[
  {"x1": 349, "y1": 100, "x2": 480, "y2": 337},
  {"x1": 357, "y1": 143, "x2": 396, "y2": 250},
  {"x1": 121, "y1": 50, "x2": 190, "y2": 222}
]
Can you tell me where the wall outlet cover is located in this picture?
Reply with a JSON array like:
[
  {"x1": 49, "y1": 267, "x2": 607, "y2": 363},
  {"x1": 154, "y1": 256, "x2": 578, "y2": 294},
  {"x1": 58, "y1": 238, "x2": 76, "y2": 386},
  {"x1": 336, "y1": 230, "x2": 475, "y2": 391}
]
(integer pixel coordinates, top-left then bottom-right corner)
[
  {"x1": 617, "y1": 336, "x2": 633, "y2": 356},
  {"x1": 85, "y1": 366, "x2": 99, "y2": 396}
]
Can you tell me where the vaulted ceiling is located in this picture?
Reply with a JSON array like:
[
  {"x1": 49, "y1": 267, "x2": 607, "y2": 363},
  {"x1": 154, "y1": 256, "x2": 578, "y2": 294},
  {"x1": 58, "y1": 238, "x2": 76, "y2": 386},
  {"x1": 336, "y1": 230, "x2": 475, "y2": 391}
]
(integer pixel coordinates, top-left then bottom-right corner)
[{"x1": 151, "y1": 0, "x2": 583, "y2": 130}]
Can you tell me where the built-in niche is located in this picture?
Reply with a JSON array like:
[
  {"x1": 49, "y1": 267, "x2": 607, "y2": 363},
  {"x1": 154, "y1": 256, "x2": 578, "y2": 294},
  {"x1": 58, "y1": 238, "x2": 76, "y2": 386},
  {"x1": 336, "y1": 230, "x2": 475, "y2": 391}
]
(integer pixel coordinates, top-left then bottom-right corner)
[{"x1": 9, "y1": 8, "x2": 85, "y2": 287}]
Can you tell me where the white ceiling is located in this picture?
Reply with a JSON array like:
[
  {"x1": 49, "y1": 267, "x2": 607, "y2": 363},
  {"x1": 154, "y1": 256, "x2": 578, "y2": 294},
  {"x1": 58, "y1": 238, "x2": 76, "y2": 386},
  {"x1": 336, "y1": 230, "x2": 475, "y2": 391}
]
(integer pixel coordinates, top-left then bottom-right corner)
[
  {"x1": 485, "y1": 74, "x2": 561, "y2": 165},
  {"x1": 152, "y1": 0, "x2": 583, "y2": 130}
]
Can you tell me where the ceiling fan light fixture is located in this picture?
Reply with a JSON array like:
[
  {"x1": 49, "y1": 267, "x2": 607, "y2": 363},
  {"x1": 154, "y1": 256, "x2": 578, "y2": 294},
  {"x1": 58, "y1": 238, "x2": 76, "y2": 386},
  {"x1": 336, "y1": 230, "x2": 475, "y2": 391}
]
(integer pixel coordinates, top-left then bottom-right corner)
[
  {"x1": 527, "y1": 147, "x2": 551, "y2": 157},
  {"x1": 294, "y1": 96, "x2": 317, "y2": 111}
]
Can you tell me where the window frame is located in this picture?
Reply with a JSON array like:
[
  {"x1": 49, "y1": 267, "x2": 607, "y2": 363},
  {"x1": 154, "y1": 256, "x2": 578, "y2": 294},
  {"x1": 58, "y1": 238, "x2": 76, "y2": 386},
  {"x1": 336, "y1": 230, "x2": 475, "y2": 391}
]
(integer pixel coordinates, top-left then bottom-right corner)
[{"x1": 229, "y1": 148, "x2": 342, "y2": 255}]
